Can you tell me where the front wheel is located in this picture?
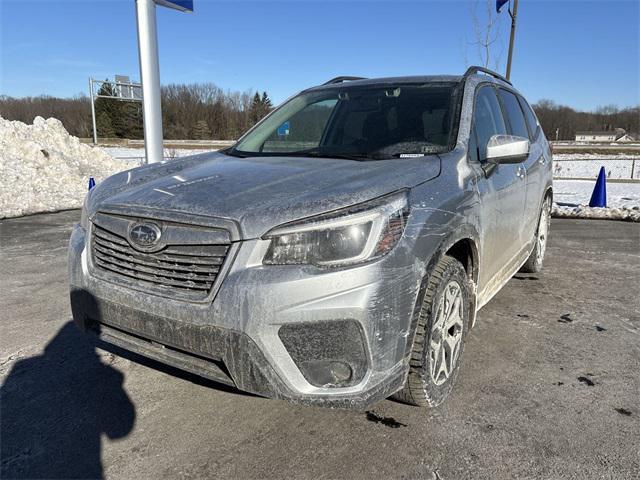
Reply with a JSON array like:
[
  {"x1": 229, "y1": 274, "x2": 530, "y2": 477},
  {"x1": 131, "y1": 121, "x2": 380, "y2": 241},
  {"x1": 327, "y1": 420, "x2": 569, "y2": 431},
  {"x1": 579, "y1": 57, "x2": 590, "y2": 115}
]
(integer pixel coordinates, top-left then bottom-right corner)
[
  {"x1": 394, "y1": 256, "x2": 470, "y2": 407},
  {"x1": 520, "y1": 196, "x2": 551, "y2": 273}
]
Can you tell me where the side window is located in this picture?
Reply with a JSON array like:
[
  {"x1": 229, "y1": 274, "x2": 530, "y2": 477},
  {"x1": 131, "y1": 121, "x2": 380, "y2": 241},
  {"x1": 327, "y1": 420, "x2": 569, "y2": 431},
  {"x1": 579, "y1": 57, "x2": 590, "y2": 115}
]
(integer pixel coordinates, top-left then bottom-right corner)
[
  {"x1": 473, "y1": 86, "x2": 507, "y2": 160},
  {"x1": 517, "y1": 95, "x2": 540, "y2": 140},
  {"x1": 498, "y1": 89, "x2": 529, "y2": 139}
]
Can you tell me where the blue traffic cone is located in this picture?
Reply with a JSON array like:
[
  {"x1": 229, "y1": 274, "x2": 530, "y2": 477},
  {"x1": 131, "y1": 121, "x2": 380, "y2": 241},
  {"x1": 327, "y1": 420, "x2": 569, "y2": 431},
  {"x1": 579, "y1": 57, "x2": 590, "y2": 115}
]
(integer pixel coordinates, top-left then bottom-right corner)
[
  {"x1": 588, "y1": 166, "x2": 607, "y2": 208},
  {"x1": 88, "y1": 177, "x2": 96, "y2": 191}
]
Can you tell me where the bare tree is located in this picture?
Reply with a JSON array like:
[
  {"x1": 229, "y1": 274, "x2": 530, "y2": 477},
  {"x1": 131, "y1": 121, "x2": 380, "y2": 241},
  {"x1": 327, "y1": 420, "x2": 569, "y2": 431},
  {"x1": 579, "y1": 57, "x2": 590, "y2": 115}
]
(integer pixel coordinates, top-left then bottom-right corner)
[
  {"x1": 469, "y1": 0, "x2": 504, "y2": 70},
  {"x1": 1, "y1": 83, "x2": 269, "y2": 141}
]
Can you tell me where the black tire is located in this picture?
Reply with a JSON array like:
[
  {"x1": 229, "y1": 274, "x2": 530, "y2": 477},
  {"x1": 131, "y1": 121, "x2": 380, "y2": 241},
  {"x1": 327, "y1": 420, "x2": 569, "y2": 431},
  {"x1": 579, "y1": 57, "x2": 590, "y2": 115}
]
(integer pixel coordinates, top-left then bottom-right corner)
[
  {"x1": 520, "y1": 196, "x2": 551, "y2": 274},
  {"x1": 394, "y1": 256, "x2": 470, "y2": 407}
]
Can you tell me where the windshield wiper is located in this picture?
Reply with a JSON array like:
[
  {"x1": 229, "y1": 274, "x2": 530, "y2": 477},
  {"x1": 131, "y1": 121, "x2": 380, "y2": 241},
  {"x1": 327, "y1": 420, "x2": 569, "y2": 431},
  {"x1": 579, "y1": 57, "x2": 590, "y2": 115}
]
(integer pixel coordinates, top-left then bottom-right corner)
[
  {"x1": 225, "y1": 148, "x2": 391, "y2": 161},
  {"x1": 224, "y1": 148, "x2": 250, "y2": 158},
  {"x1": 307, "y1": 152, "x2": 375, "y2": 161}
]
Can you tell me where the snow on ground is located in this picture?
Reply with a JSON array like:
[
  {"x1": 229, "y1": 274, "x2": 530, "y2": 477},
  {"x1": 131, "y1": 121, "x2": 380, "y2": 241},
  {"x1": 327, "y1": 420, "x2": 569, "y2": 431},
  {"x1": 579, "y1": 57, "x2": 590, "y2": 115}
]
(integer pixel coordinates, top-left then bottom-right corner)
[
  {"x1": 552, "y1": 179, "x2": 640, "y2": 222},
  {"x1": 553, "y1": 154, "x2": 639, "y2": 180},
  {"x1": 0, "y1": 117, "x2": 132, "y2": 219},
  {"x1": 100, "y1": 146, "x2": 215, "y2": 163},
  {"x1": 553, "y1": 153, "x2": 640, "y2": 160},
  {"x1": 553, "y1": 179, "x2": 640, "y2": 209},
  {"x1": 2, "y1": 118, "x2": 639, "y2": 222}
]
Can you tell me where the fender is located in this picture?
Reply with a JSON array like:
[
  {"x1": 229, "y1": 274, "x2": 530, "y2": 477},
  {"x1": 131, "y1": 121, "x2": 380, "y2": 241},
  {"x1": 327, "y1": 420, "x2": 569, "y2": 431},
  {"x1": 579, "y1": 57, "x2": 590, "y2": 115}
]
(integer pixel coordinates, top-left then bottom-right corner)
[{"x1": 402, "y1": 223, "x2": 481, "y2": 370}]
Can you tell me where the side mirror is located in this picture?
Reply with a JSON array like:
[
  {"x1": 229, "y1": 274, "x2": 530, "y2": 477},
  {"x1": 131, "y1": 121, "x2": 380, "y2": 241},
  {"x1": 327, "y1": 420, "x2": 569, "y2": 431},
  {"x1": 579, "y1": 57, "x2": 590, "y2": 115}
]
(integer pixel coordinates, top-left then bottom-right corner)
[{"x1": 485, "y1": 134, "x2": 530, "y2": 164}]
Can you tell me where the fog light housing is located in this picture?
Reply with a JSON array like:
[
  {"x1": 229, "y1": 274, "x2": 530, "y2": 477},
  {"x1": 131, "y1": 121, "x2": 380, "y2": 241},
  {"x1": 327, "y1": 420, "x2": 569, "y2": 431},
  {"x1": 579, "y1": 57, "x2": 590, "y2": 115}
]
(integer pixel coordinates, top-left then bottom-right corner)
[
  {"x1": 301, "y1": 360, "x2": 353, "y2": 387},
  {"x1": 278, "y1": 320, "x2": 368, "y2": 388}
]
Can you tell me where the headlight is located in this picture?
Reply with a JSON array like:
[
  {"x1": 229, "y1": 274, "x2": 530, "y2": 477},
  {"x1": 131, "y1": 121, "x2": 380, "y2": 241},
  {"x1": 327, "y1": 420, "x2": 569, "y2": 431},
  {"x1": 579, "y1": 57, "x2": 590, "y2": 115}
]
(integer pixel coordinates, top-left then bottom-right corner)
[{"x1": 263, "y1": 191, "x2": 409, "y2": 267}]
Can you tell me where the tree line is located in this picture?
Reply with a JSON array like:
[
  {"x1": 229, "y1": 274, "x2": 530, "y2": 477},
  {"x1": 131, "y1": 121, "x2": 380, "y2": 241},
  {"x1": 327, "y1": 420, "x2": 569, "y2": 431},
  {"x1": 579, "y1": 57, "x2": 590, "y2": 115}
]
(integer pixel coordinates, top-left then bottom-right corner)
[
  {"x1": 0, "y1": 82, "x2": 273, "y2": 141},
  {"x1": 1, "y1": 83, "x2": 638, "y2": 142},
  {"x1": 532, "y1": 101, "x2": 639, "y2": 141}
]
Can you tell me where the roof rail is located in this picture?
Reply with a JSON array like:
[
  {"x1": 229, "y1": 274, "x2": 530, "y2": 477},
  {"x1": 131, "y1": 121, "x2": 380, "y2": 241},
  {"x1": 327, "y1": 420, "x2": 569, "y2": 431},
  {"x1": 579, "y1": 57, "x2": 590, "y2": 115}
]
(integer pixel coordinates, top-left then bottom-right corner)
[
  {"x1": 463, "y1": 66, "x2": 512, "y2": 85},
  {"x1": 322, "y1": 76, "x2": 367, "y2": 85}
]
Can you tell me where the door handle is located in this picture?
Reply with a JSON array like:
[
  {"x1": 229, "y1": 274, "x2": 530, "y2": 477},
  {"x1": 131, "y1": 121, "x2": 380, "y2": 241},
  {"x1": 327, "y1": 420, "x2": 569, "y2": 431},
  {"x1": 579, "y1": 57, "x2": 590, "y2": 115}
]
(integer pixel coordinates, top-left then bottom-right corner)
[
  {"x1": 538, "y1": 155, "x2": 546, "y2": 165},
  {"x1": 516, "y1": 165, "x2": 525, "y2": 178}
]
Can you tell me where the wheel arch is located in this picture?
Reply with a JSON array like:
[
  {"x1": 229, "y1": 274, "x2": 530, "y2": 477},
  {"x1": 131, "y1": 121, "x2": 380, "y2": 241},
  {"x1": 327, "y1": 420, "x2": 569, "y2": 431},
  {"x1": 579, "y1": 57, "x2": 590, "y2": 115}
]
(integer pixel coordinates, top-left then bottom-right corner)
[
  {"x1": 443, "y1": 235, "x2": 480, "y2": 328},
  {"x1": 412, "y1": 225, "x2": 481, "y2": 347}
]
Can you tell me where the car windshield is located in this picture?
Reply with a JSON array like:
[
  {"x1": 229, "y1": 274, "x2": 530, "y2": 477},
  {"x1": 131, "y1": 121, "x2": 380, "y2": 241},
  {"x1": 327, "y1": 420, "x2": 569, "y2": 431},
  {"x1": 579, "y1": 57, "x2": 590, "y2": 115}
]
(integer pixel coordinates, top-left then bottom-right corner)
[{"x1": 229, "y1": 82, "x2": 461, "y2": 160}]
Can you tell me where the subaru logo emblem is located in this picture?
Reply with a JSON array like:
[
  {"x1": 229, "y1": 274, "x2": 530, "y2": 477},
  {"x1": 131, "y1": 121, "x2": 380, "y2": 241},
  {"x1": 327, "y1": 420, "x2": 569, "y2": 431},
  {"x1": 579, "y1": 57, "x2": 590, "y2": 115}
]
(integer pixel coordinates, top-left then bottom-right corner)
[{"x1": 128, "y1": 223, "x2": 162, "y2": 248}]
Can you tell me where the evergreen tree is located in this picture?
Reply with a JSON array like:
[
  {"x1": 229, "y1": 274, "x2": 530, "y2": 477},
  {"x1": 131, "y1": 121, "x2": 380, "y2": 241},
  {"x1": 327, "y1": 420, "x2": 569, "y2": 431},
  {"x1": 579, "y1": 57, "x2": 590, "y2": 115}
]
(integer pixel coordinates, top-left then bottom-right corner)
[
  {"x1": 122, "y1": 102, "x2": 143, "y2": 139},
  {"x1": 193, "y1": 120, "x2": 212, "y2": 140},
  {"x1": 250, "y1": 92, "x2": 263, "y2": 124},
  {"x1": 261, "y1": 91, "x2": 273, "y2": 111},
  {"x1": 96, "y1": 111, "x2": 115, "y2": 138},
  {"x1": 249, "y1": 91, "x2": 273, "y2": 125},
  {"x1": 94, "y1": 80, "x2": 125, "y2": 138}
]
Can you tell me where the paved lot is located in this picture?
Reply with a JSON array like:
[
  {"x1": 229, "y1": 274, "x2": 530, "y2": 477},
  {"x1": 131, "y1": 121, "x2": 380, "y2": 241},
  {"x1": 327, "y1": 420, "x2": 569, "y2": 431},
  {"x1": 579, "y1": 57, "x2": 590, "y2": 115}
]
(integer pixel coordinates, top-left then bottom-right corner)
[{"x1": 1, "y1": 211, "x2": 639, "y2": 480}]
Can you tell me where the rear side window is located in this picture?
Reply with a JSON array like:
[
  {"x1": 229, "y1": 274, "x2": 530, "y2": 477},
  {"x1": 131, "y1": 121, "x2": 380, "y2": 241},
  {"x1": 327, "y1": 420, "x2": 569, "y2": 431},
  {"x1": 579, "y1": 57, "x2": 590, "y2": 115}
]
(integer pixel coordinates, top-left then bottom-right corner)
[
  {"x1": 517, "y1": 95, "x2": 540, "y2": 139},
  {"x1": 473, "y1": 86, "x2": 507, "y2": 160},
  {"x1": 498, "y1": 89, "x2": 529, "y2": 139}
]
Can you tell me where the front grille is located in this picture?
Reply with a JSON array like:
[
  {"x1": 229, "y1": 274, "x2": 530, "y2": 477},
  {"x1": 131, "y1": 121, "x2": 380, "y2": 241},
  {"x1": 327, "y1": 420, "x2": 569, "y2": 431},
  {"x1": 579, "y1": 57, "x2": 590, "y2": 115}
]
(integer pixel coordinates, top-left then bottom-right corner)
[{"x1": 91, "y1": 222, "x2": 230, "y2": 300}]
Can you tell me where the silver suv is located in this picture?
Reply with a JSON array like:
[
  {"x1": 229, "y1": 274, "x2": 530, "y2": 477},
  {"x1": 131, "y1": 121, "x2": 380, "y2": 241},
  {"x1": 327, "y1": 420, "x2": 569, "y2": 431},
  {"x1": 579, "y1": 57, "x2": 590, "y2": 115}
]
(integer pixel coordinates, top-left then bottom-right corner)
[{"x1": 69, "y1": 67, "x2": 552, "y2": 408}]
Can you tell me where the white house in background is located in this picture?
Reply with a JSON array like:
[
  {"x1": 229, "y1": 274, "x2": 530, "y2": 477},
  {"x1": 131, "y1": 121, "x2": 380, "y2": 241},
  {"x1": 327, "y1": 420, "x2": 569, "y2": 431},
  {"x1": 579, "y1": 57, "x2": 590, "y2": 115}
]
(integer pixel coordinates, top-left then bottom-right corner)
[
  {"x1": 575, "y1": 131, "x2": 621, "y2": 142},
  {"x1": 616, "y1": 133, "x2": 637, "y2": 143}
]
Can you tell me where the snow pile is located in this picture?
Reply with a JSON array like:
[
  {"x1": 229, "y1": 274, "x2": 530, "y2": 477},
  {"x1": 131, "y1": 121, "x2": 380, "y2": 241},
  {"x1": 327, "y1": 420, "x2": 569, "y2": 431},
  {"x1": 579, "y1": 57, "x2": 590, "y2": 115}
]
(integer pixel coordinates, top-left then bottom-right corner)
[
  {"x1": 0, "y1": 117, "x2": 132, "y2": 219},
  {"x1": 552, "y1": 204, "x2": 640, "y2": 222}
]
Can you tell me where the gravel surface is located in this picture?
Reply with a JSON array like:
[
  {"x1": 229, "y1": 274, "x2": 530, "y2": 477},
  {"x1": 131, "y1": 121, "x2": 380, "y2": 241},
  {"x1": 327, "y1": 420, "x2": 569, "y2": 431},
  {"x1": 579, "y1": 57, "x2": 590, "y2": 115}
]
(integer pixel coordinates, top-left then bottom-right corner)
[{"x1": 1, "y1": 212, "x2": 639, "y2": 480}]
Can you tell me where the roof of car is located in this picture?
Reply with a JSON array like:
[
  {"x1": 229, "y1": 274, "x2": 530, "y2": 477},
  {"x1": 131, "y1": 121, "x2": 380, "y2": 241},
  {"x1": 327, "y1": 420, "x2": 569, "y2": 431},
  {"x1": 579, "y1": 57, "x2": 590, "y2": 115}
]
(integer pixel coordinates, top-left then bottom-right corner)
[
  {"x1": 306, "y1": 70, "x2": 515, "y2": 93},
  {"x1": 306, "y1": 75, "x2": 465, "y2": 92}
]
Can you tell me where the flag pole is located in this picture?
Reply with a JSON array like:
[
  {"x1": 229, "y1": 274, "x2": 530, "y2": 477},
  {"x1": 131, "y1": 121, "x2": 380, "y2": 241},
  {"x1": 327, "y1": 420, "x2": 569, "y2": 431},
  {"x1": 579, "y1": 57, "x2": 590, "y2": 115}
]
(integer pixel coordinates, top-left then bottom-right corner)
[{"x1": 505, "y1": 0, "x2": 519, "y2": 80}]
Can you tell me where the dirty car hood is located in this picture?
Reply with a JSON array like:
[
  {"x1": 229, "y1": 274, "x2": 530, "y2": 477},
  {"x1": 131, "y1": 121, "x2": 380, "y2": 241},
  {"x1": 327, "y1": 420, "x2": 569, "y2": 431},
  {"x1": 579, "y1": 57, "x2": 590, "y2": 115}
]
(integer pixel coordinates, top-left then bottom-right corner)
[{"x1": 91, "y1": 152, "x2": 441, "y2": 239}]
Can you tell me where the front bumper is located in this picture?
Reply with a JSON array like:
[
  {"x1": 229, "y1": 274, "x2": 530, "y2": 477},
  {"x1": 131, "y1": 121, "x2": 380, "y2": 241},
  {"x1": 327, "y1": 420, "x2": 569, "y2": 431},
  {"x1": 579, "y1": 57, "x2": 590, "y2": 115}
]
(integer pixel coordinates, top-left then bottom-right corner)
[{"x1": 69, "y1": 221, "x2": 422, "y2": 408}]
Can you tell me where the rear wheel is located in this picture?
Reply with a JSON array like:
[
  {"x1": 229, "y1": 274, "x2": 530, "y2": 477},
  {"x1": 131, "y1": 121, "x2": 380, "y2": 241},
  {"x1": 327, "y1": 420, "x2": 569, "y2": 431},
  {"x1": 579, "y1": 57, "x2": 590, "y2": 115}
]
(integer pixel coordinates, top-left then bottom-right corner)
[
  {"x1": 394, "y1": 256, "x2": 470, "y2": 407},
  {"x1": 520, "y1": 196, "x2": 551, "y2": 273}
]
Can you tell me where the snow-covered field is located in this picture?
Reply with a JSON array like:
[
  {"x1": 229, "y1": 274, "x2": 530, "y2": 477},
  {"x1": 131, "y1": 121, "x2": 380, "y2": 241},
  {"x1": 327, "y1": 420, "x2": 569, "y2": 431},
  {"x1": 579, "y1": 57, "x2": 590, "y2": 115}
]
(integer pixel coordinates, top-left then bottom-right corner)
[
  {"x1": 553, "y1": 179, "x2": 640, "y2": 208},
  {"x1": 1, "y1": 116, "x2": 639, "y2": 222},
  {"x1": 100, "y1": 146, "x2": 215, "y2": 164},
  {"x1": 552, "y1": 155, "x2": 640, "y2": 221},
  {"x1": 552, "y1": 179, "x2": 640, "y2": 222},
  {"x1": 553, "y1": 154, "x2": 639, "y2": 180}
]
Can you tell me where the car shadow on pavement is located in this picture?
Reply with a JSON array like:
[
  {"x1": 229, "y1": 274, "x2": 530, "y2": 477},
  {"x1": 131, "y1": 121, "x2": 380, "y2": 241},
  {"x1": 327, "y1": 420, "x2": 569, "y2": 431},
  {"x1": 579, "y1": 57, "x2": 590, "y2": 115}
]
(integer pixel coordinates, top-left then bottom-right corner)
[{"x1": 0, "y1": 321, "x2": 136, "y2": 480}]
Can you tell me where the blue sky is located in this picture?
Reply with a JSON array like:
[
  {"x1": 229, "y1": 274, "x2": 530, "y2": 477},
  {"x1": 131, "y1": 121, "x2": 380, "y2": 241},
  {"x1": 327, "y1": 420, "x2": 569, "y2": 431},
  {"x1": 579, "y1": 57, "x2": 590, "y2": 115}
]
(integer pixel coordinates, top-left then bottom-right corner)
[{"x1": 1, "y1": 0, "x2": 638, "y2": 111}]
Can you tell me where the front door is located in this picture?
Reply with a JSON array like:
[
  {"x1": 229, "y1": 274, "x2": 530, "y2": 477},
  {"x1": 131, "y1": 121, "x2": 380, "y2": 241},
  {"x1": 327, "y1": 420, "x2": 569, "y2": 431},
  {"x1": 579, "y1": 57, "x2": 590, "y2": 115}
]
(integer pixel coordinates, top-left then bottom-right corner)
[
  {"x1": 497, "y1": 88, "x2": 542, "y2": 244},
  {"x1": 469, "y1": 85, "x2": 527, "y2": 296}
]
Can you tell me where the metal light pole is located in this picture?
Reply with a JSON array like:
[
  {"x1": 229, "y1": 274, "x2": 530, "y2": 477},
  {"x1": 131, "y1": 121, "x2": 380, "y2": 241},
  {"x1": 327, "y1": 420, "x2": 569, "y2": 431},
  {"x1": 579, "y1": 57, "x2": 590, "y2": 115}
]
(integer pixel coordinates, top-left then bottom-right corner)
[
  {"x1": 135, "y1": 0, "x2": 164, "y2": 164},
  {"x1": 505, "y1": 0, "x2": 519, "y2": 81},
  {"x1": 89, "y1": 77, "x2": 98, "y2": 145}
]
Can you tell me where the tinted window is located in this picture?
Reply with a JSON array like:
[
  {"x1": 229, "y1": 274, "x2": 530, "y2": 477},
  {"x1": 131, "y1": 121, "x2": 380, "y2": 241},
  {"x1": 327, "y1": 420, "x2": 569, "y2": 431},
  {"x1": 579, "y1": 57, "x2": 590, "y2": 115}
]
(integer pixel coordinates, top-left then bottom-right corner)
[
  {"x1": 518, "y1": 95, "x2": 539, "y2": 139},
  {"x1": 498, "y1": 89, "x2": 529, "y2": 139},
  {"x1": 473, "y1": 86, "x2": 507, "y2": 160}
]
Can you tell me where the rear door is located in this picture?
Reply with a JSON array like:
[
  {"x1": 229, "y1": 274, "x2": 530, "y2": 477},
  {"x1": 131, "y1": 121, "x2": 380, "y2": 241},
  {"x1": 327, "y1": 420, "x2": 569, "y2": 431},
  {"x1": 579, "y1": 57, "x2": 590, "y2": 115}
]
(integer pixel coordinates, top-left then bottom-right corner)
[
  {"x1": 518, "y1": 94, "x2": 550, "y2": 240},
  {"x1": 470, "y1": 85, "x2": 527, "y2": 290},
  {"x1": 497, "y1": 88, "x2": 542, "y2": 244}
]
